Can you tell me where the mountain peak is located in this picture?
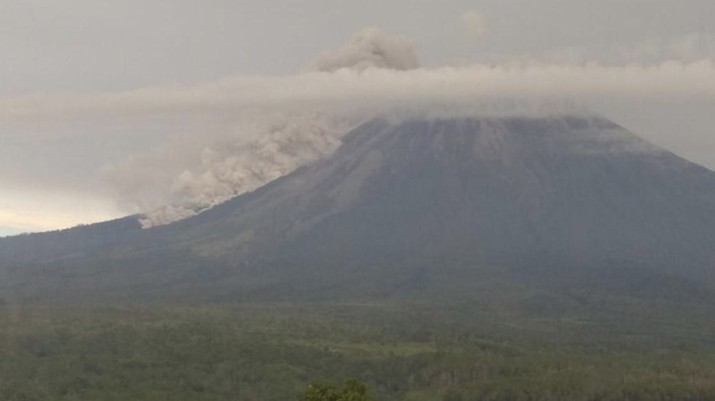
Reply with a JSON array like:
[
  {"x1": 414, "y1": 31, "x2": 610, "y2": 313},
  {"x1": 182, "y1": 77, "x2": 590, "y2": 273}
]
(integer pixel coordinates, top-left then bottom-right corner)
[
  {"x1": 341, "y1": 114, "x2": 664, "y2": 168},
  {"x1": 2, "y1": 112, "x2": 714, "y2": 302},
  {"x1": 170, "y1": 113, "x2": 713, "y2": 277}
]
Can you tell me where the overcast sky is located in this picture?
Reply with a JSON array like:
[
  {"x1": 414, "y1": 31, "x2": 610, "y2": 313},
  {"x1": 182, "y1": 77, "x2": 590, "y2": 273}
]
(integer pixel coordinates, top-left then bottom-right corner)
[{"x1": 1, "y1": 0, "x2": 714, "y2": 234}]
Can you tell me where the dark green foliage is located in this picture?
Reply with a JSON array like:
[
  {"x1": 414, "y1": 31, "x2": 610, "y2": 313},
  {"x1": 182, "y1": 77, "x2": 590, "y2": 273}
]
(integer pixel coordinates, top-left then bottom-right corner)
[
  {"x1": 300, "y1": 380, "x2": 374, "y2": 401},
  {"x1": 1, "y1": 303, "x2": 715, "y2": 401}
]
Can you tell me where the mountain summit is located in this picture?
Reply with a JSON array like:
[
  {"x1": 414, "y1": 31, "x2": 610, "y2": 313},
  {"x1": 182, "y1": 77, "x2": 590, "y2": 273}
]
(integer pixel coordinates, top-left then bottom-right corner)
[{"x1": 2, "y1": 114, "x2": 715, "y2": 302}]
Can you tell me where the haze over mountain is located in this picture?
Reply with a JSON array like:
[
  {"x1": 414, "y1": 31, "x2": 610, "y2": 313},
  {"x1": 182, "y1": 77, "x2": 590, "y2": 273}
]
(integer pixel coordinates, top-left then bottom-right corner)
[
  {"x1": 1, "y1": 111, "x2": 714, "y2": 304},
  {"x1": 4, "y1": 21, "x2": 715, "y2": 234}
]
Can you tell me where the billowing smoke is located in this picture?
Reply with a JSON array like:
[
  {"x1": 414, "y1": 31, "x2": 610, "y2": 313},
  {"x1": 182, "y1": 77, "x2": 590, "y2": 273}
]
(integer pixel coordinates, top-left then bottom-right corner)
[
  {"x1": 1, "y1": 27, "x2": 715, "y2": 228},
  {"x1": 313, "y1": 27, "x2": 419, "y2": 72},
  {"x1": 135, "y1": 112, "x2": 362, "y2": 227}
]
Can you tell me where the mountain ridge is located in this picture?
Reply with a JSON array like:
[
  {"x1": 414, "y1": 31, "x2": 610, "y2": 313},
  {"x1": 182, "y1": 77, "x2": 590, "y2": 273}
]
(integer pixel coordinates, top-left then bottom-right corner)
[{"x1": 1, "y1": 113, "x2": 715, "y2": 303}]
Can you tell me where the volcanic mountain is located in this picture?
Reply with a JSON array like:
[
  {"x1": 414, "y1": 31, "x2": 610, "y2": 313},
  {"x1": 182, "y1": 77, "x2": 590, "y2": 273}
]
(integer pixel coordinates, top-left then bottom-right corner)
[{"x1": 1, "y1": 113, "x2": 715, "y2": 303}]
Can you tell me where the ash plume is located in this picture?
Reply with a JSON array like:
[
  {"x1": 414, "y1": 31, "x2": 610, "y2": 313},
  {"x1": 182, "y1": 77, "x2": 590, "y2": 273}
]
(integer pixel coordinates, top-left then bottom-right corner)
[
  {"x1": 1, "y1": 27, "x2": 715, "y2": 228},
  {"x1": 136, "y1": 113, "x2": 361, "y2": 227},
  {"x1": 313, "y1": 27, "x2": 419, "y2": 72}
]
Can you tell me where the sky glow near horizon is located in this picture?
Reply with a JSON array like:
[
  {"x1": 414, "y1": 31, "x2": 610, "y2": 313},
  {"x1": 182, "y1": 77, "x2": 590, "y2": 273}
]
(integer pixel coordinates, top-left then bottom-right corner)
[{"x1": 1, "y1": 0, "x2": 714, "y2": 232}]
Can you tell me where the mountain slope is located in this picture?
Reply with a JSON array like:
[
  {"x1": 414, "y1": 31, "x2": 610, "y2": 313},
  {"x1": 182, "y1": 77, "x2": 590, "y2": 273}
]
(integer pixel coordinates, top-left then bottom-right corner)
[
  {"x1": 162, "y1": 115, "x2": 715, "y2": 274},
  {"x1": 1, "y1": 114, "x2": 715, "y2": 303}
]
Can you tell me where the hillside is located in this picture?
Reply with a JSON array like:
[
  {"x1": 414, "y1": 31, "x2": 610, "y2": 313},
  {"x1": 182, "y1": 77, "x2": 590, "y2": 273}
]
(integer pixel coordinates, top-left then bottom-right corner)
[{"x1": 1, "y1": 114, "x2": 715, "y2": 304}]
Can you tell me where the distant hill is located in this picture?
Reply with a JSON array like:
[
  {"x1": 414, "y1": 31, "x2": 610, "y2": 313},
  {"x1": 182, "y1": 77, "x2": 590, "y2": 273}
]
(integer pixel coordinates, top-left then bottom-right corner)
[{"x1": 1, "y1": 114, "x2": 714, "y2": 305}]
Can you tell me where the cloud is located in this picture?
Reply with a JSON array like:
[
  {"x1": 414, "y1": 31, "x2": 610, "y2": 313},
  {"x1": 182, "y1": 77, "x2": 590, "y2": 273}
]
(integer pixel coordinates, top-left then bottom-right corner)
[
  {"x1": 2, "y1": 61, "x2": 715, "y2": 122},
  {"x1": 2, "y1": 26, "x2": 715, "y2": 227},
  {"x1": 461, "y1": 10, "x2": 489, "y2": 41},
  {"x1": 313, "y1": 27, "x2": 419, "y2": 72},
  {"x1": 613, "y1": 33, "x2": 715, "y2": 63}
]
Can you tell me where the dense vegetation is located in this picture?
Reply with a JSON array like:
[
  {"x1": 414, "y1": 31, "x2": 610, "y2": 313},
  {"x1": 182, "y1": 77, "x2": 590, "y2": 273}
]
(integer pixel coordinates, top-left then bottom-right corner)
[
  {"x1": 2, "y1": 300, "x2": 715, "y2": 401},
  {"x1": 300, "y1": 380, "x2": 374, "y2": 401}
]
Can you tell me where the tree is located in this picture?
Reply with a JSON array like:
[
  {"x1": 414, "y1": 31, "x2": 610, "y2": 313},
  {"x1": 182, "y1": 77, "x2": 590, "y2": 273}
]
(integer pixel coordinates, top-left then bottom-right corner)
[{"x1": 300, "y1": 380, "x2": 374, "y2": 401}]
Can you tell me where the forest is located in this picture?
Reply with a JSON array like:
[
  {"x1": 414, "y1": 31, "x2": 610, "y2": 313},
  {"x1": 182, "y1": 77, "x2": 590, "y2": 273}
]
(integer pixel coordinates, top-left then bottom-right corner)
[{"x1": 2, "y1": 300, "x2": 715, "y2": 401}]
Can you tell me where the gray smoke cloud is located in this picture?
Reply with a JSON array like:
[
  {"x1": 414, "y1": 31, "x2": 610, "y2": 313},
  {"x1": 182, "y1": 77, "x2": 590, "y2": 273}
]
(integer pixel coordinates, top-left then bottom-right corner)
[
  {"x1": 313, "y1": 27, "x2": 419, "y2": 72},
  {"x1": 1, "y1": 27, "x2": 715, "y2": 228},
  {"x1": 131, "y1": 112, "x2": 362, "y2": 227}
]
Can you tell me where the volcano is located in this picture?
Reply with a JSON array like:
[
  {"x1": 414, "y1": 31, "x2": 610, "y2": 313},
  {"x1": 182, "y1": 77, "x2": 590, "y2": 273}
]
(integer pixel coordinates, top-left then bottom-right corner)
[{"x1": 2, "y1": 113, "x2": 715, "y2": 303}]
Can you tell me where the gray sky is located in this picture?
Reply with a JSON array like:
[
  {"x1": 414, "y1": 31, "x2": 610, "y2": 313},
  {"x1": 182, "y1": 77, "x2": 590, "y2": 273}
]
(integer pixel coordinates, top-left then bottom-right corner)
[{"x1": 1, "y1": 0, "x2": 714, "y2": 232}]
